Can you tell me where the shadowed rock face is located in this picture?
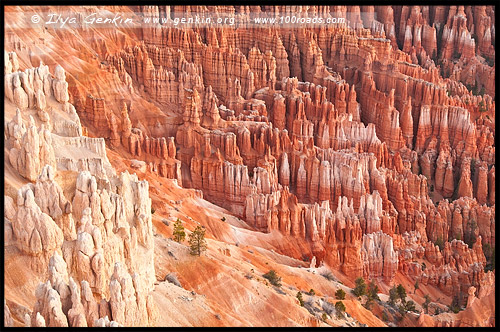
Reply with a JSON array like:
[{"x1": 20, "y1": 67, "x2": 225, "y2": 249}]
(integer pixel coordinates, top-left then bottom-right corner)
[{"x1": 3, "y1": 5, "x2": 495, "y2": 328}]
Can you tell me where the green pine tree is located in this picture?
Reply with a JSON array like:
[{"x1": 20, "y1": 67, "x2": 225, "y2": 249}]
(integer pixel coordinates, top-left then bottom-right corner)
[
  {"x1": 364, "y1": 281, "x2": 380, "y2": 309},
  {"x1": 335, "y1": 288, "x2": 346, "y2": 300},
  {"x1": 189, "y1": 226, "x2": 207, "y2": 256},
  {"x1": 396, "y1": 284, "x2": 407, "y2": 304},
  {"x1": 423, "y1": 294, "x2": 431, "y2": 314},
  {"x1": 173, "y1": 218, "x2": 186, "y2": 243},
  {"x1": 335, "y1": 301, "x2": 346, "y2": 319},
  {"x1": 367, "y1": 281, "x2": 380, "y2": 301},
  {"x1": 388, "y1": 286, "x2": 398, "y2": 306},
  {"x1": 352, "y1": 277, "x2": 367, "y2": 298}
]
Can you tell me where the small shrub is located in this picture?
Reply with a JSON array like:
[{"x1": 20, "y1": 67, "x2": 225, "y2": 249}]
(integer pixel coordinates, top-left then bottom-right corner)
[
  {"x1": 449, "y1": 295, "x2": 461, "y2": 313},
  {"x1": 423, "y1": 294, "x2": 431, "y2": 314},
  {"x1": 471, "y1": 84, "x2": 480, "y2": 95},
  {"x1": 464, "y1": 219, "x2": 478, "y2": 247},
  {"x1": 483, "y1": 243, "x2": 493, "y2": 258},
  {"x1": 296, "y1": 292, "x2": 304, "y2": 306},
  {"x1": 470, "y1": 158, "x2": 477, "y2": 177},
  {"x1": 221, "y1": 216, "x2": 226, "y2": 222},
  {"x1": 478, "y1": 100, "x2": 487, "y2": 112},
  {"x1": 334, "y1": 301, "x2": 346, "y2": 319},
  {"x1": 335, "y1": 288, "x2": 346, "y2": 300},
  {"x1": 484, "y1": 56, "x2": 494, "y2": 67},
  {"x1": 398, "y1": 300, "x2": 417, "y2": 318},
  {"x1": 321, "y1": 312, "x2": 328, "y2": 322},
  {"x1": 151, "y1": 207, "x2": 156, "y2": 214},
  {"x1": 263, "y1": 270, "x2": 282, "y2": 287},
  {"x1": 405, "y1": 300, "x2": 417, "y2": 313},
  {"x1": 434, "y1": 236, "x2": 444, "y2": 251},
  {"x1": 484, "y1": 244, "x2": 495, "y2": 272},
  {"x1": 308, "y1": 288, "x2": 316, "y2": 296}
]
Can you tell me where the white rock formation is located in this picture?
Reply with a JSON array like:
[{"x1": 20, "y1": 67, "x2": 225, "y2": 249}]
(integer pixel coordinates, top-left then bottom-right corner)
[{"x1": 361, "y1": 231, "x2": 399, "y2": 283}]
